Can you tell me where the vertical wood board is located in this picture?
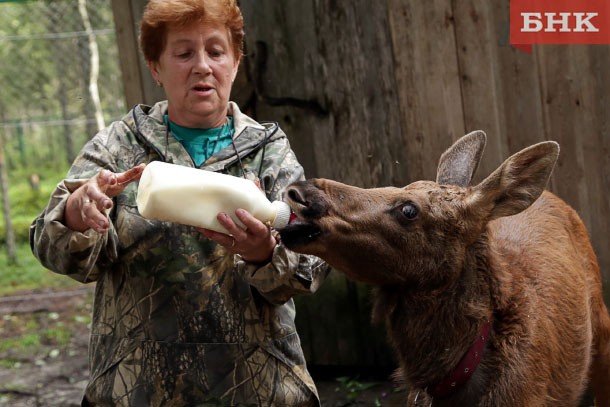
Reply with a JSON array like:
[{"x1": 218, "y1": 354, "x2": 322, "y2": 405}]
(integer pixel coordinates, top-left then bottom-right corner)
[{"x1": 387, "y1": 0, "x2": 465, "y2": 183}]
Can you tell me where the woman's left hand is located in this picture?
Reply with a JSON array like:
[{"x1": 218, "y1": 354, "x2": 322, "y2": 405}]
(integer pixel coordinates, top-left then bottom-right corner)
[
  {"x1": 64, "y1": 164, "x2": 146, "y2": 233},
  {"x1": 198, "y1": 208, "x2": 277, "y2": 264}
]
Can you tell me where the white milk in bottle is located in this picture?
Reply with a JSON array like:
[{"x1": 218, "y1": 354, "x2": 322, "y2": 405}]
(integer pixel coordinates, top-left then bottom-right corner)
[{"x1": 136, "y1": 161, "x2": 292, "y2": 234}]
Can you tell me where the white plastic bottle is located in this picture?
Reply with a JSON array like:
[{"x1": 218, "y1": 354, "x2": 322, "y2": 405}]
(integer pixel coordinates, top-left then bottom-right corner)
[{"x1": 136, "y1": 161, "x2": 292, "y2": 234}]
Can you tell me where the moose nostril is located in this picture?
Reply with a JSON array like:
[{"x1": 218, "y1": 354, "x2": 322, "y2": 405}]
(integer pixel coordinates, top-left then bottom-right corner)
[{"x1": 287, "y1": 187, "x2": 308, "y2": 206}]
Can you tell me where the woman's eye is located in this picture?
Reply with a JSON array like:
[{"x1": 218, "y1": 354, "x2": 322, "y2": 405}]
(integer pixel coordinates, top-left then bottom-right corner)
[
  {"x1": 209, "y1": 49, "x2": 224, "y2": 58},
  {"x1": 400, "y1": 203, "x2": 419, "y2": 220}
]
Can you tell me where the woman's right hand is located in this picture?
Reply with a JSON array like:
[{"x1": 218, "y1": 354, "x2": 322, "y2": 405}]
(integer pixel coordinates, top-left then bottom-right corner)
[{"x1": 64, "y1": 164, "x2": 146, "y2": 233}]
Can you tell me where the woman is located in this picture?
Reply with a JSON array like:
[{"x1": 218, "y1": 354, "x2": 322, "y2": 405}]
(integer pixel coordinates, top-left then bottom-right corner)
[{"x1": 29, "y1": 0, "x2": 328, "y2": 405}]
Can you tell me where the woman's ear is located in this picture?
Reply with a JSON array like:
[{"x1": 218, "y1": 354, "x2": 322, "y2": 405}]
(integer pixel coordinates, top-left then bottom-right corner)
[
  {"x1": 147, "y1": 60, "x2": 161, "y2": 85},
  {"x1": 231, "y1": 56, "x2": 241, "y2": 82}
]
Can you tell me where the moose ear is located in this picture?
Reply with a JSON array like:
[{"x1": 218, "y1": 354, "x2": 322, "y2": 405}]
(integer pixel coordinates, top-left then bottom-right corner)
[
  {"x1": 436, "y1": 130, "x2": 487, "y2": 187},
  {"x1": 469, "y1": 141, "x2": 560, "y2": 220}
]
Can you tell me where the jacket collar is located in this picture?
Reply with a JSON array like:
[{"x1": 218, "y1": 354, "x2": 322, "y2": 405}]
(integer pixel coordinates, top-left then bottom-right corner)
[{"x1": 126, "y1": 101, "x2": 282, "y2": 170}]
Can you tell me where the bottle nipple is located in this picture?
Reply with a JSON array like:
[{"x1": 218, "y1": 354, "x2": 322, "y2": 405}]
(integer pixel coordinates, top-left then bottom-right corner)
[{"x1": 271, "y1": 200, "x2": 292, "y2": 230}]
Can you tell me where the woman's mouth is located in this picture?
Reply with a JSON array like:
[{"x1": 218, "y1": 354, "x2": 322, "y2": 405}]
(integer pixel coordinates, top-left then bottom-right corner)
[{"x1": 192, "y1": 84, "x2": 213, "y2": 95}]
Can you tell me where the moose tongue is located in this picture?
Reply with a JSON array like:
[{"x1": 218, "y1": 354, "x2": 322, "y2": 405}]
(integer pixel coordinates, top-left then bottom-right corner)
[{"x1": 288, "y1": 212, "x2": 299, "y2": 224}]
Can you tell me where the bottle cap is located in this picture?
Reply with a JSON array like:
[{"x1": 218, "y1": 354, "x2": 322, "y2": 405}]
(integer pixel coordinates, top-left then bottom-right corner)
[{"x1": 271, "y1": 200, "x2": 292, "y2": 230}]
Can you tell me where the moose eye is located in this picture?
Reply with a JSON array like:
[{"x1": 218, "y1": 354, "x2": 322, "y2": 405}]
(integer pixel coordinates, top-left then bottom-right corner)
[{"x1": 400, "y1": 202, "x2": 419, "y2": 220}]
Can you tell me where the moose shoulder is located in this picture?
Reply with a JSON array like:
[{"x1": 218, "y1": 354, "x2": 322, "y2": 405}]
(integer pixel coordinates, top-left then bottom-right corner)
[{"x1": 279, "y1": 131, "x2": 610, "y2": 406}]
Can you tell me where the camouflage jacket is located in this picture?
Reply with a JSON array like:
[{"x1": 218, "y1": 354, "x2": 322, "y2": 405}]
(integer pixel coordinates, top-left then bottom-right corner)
[{"x1": 30, "y1": 101, "x2": 329, "y2": 406}]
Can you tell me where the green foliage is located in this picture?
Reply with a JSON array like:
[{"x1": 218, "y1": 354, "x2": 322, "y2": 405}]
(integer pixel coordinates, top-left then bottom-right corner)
[
  {"x1": 0, "y1": 164, "x2": 77, "y2": 295},
  {"x1": 44, "y1": 326, "x2": 72, "y2": 346},
  {"x1": 73, "y1": 313, "x2": 92, "y2": 326},
  {"x1": 0, "y1": 165, "x2": 68, "y2": 244},
  {"x1": 0, "y1": 242, "x2": 78, "y2": 295},
  {"x1": 0, "y1": 333, "x2": 40, "y2": 353},
  {"x1": 335, "y1": 376, "x2": 380, "y2": 401}
]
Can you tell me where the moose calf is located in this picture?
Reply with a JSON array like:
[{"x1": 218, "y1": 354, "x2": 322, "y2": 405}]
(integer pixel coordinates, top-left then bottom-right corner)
[{"x1": 279, "y1": 132, "x2": 610, "y2": 406}]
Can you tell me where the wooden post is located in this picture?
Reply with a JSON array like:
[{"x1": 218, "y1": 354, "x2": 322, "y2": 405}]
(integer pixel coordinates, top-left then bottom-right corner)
[{"x1": 111, "y1": 0, "x2": 165, "y2": 108}]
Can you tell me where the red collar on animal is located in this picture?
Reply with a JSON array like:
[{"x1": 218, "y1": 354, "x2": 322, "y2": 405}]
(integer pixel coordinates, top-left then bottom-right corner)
[{"x1": 428, "y1": 319, "x2": 492, "y2": 399}]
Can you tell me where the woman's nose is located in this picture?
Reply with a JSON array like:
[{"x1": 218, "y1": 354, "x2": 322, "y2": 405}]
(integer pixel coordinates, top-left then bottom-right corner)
[{"x1": 193, "y1": 51, "x2": 212, "y2": 74}]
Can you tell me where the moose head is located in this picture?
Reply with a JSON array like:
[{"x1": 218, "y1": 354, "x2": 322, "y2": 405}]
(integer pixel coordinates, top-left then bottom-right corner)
[{"x1": 280, "y1": 131, "x2": 558, "y2": 289}]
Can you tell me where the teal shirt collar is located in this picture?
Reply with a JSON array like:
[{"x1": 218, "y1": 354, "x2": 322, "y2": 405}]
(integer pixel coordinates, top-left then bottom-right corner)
[{"x1": 164, "y1": 115, "x2": 234, "y2": 167}]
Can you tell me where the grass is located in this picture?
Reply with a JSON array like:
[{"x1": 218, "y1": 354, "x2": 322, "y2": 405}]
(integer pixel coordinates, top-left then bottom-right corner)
[
  {"x1": 335, "y1": 376, "x2": 382, "y2": 403},
  {"x1": 0, "y1": 330, "x2": 43, "y2": 368},
  {"x1": 43, "y1": 326, "x2": 72, "y2": 346},
  {"x1": 0, "y1": 333, "x2": 41, "y2": 353},
  {"x1": 0, "y1": 243, "x2": 79, "y2": 296},
  {"x1": 0, "y1": 165, "x2": 80, "y2": 296},
  {"x1": 0, "y1": 299, "x2": 92, "y2": 371}
]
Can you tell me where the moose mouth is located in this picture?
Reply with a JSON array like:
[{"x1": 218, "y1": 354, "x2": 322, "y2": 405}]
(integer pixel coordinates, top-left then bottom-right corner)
[
  {"x1": 278, "y1": 210, "x2": 323, "y2": 249},
  {"x1": 278, "y1": 181, "x2": 329, "y2": 250}
]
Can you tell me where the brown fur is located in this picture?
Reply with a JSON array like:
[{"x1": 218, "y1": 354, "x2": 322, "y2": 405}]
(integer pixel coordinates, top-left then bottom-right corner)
[{"x1": 279, "y1": 134, "x2": 610, "y2": 406}]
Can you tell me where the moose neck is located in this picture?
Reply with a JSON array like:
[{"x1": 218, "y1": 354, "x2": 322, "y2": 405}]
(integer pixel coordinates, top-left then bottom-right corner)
[{"x1": 373, "y1": 237, "x2": 494, "y2": 396}]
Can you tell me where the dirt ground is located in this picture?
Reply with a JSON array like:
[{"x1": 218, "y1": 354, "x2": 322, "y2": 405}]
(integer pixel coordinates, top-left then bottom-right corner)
[{"x1": 0, "y1": 287, "x2": 406, "y2": 407}]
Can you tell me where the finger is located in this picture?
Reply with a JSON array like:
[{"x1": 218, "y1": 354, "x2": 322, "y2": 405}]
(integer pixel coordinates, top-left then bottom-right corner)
[
  {"x1": 87, "y1": 214, "x2": 109, "y2": 234},
  {"x1": 198, "y1": 228, "x2": 227, "y2": 241},
  {"x1": 97, "y1": 169, "x2": 118, "y2": 191},
  {"x1": 84, "y1": 184, "x2": 113, "y2": 210},
  {"x1": 116, "y1": 164, "x2": 146, "y2": 186},
  {"x1": 198, "y1": 227, "x2": 236, "y2": 249},
  {"x1": 216, "y1": 212, "x2": 244, "y2": 237},
  {"x1": 95, "y1": 166, "x2": 145, "y2": 200},
  {"x1": 197, "y1": 228, "x2": 215, "y2": 239},
  {"x1": 235, "y1": 209, "x2": 269, "y2": 236},
  {"x1": 81, "y1": 199, "x2": 109, "y2": 233}
]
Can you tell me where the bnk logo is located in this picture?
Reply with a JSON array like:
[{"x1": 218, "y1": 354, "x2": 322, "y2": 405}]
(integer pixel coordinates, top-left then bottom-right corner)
[{"x1": 510, "y1": 0, "x2": 610, "y2": 45}]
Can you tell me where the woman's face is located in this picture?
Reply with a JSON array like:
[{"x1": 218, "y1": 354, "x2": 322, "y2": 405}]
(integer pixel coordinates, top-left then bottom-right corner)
[{"x1": 148, "y1": 22, "x2": 240, "y2": 128}]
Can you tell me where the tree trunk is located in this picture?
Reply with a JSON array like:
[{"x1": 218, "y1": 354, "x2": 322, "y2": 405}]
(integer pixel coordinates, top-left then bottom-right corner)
[
  {"x1": 59, "y1": 78, "x2": 76, "y2": 164},
  {"x1": 44, "y1": 2, "x2": 76, "y2": 164},
  {"x1": 78, "y1": 0, "x2": 105, "y2": 136},
  {"x1": 0, "y1": 139, "x2": 17, "y2": 265}
]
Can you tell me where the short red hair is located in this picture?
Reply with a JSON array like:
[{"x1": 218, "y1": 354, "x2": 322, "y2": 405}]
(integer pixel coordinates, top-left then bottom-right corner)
[{"x1": 140, "y1": 0, "x2": 244, "y2": 62}]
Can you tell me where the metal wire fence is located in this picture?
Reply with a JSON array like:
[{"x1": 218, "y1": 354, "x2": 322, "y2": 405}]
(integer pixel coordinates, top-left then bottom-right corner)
[{"x1": 0, "y1": 0, "x2": 126, "y2": 170}]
